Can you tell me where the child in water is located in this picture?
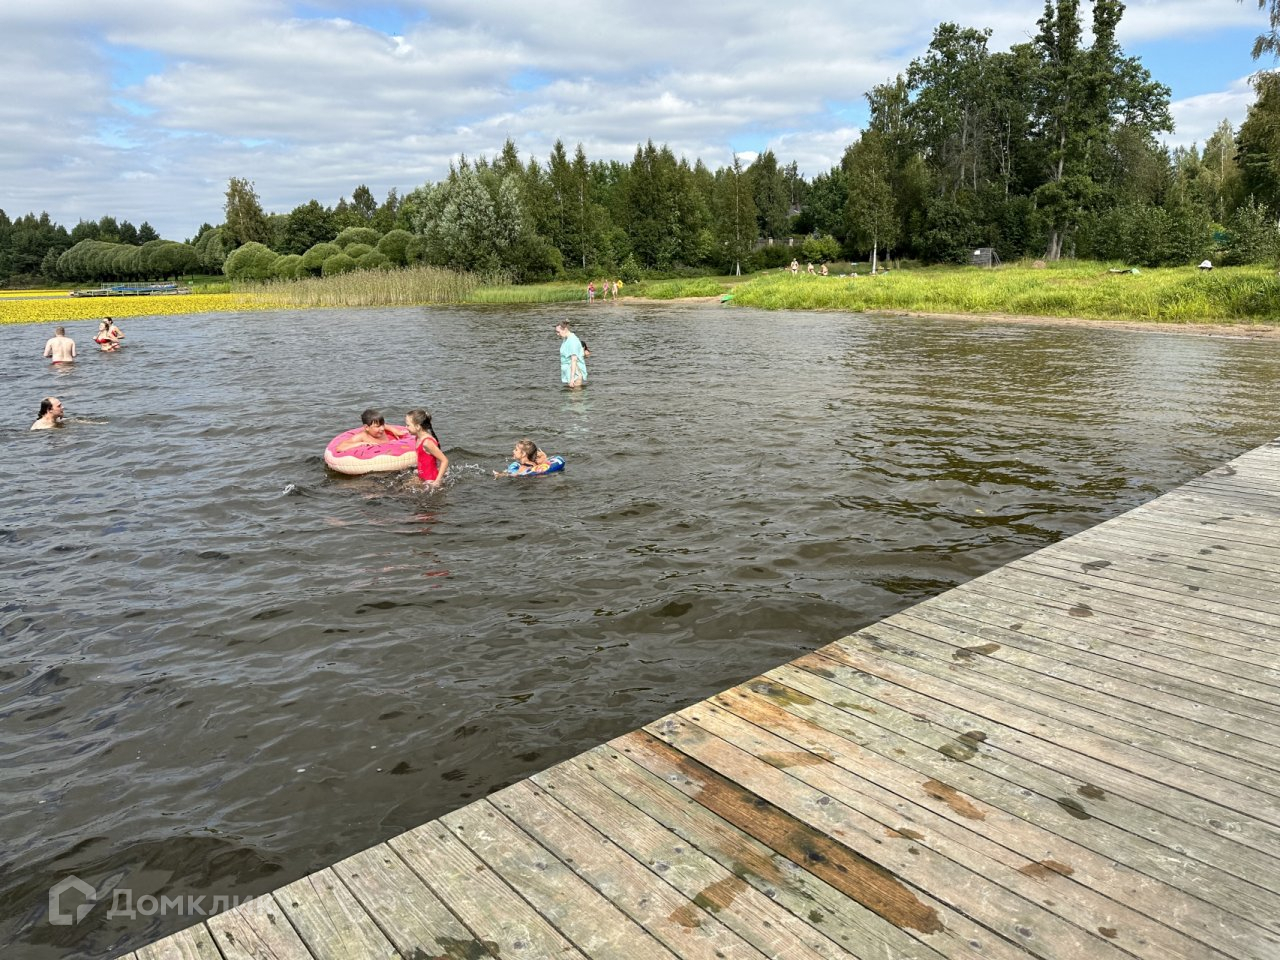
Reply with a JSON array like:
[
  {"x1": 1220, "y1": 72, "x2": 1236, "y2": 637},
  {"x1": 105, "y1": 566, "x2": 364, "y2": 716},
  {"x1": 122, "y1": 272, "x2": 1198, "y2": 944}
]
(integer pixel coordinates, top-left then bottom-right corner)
[
  {"x1": 496, "y1": 439, "x2": 551, "y2": 477},
  {"x1": 405, "y1": 408, "x2": 448, "y2": 489}
]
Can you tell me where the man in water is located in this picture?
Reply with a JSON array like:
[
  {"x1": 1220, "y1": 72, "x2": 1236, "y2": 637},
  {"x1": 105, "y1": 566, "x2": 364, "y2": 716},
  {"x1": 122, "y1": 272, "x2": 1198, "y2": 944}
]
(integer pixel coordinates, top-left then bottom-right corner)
[
  {"x1": 31, "y1": 397, "x2": 65, "y2": 430},
  {"x1": 555, "y1": 321, "x2": 587, "y2": 388},
  {"x1": 43, "y1": 327, "x2": 76, "y2": 364}
]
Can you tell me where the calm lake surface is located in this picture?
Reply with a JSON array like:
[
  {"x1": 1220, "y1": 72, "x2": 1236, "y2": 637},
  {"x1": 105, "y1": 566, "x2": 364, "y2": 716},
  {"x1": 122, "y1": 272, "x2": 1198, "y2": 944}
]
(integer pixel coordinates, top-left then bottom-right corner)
[{"x1": 2, "y1": 303, "x2": 1278, "y2": 957}]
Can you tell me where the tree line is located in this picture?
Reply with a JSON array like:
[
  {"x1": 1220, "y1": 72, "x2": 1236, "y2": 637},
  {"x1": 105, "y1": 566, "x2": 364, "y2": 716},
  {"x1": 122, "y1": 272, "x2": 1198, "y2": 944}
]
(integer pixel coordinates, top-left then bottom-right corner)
[{"x1": 2, "y1": 0, "x2": 1278, "y2": 289}]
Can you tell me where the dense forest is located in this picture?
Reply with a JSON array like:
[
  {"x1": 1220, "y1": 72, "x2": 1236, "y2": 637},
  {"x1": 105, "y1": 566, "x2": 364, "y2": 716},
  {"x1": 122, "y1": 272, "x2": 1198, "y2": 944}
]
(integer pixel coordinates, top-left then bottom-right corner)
[{"x1": 2, "y1": 0, "x2": 1279, "y2": 288}]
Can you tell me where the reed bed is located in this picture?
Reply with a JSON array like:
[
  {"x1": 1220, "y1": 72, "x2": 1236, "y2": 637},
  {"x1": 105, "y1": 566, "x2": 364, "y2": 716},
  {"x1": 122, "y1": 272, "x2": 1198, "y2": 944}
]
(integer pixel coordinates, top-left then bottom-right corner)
[
  {"x1": 465, "y1": 283, "x2": 585, "y2": 304},
  {"x1": 728, "y1": 262, "x2": 1280, "y2": 323},
  {"x1": 242, "y1": 265, "x2": 483, "y2": 308}
]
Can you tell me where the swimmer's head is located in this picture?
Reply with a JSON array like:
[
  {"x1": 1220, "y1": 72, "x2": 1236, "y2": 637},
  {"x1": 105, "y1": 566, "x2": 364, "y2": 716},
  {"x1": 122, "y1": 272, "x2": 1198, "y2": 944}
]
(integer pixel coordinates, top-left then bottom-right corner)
[
  {"x1": 514, "y1": 439, "x2": 539, "y2": 461},
  {"x1": 38, "y1": 397, "x2": 63, "y2": 419},
  {"x1": 406, "y1": 408, "x2": 440, "y2": 443},
  {"x1": 55, "y1": 326, "x2": 65, "y2": 336},
  {"x1": 555, "y1": 321, "x2": 571, "y2": 335},
  {"x1": 360, "y1": 408, "x2": 385, "y2": 427}
]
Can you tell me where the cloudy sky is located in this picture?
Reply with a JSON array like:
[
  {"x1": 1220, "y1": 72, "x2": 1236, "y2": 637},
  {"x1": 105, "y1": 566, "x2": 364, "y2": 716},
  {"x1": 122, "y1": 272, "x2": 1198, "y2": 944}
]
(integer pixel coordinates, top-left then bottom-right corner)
[{"x1": 2, "y1": 1, "x2": 1272, "y2": 241}]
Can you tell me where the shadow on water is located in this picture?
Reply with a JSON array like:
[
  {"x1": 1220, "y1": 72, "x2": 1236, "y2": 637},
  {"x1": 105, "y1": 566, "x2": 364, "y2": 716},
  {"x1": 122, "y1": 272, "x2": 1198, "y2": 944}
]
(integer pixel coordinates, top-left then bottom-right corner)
[{"x1": 2, "y1": 305, "x2": 1279, "y2": 956}]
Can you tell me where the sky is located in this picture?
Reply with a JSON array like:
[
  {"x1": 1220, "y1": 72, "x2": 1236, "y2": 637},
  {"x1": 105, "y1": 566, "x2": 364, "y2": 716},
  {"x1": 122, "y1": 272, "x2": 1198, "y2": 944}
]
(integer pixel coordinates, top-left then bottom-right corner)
[{"x1": 1, "y1": 0, "x2": 1273, "y2": 241}]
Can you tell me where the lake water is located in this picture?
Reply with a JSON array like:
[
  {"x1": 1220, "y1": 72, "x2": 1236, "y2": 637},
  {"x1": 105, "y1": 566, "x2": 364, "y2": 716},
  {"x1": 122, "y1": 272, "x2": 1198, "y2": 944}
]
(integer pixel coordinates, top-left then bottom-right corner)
[{"x1": 2, "y1": 304, "x2": 1278, "y2": 957}]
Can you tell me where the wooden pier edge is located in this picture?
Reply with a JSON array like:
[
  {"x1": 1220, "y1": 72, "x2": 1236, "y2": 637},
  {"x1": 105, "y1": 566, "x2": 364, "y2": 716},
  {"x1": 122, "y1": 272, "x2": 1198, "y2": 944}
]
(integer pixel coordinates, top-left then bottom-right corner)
[{"x1": 121, "y1": 439, "x2": 1280, "y2": 960}]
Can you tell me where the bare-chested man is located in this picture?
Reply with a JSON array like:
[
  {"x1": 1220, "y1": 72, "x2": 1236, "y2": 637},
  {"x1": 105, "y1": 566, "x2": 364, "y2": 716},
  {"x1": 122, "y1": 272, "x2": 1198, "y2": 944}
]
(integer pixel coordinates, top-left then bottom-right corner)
[
  {"x1": 43, "y1": 327, "x2": 76, "y2": 364},
  {"x1": 31, "y1": 397, "x2": 65, "y2": 430}
]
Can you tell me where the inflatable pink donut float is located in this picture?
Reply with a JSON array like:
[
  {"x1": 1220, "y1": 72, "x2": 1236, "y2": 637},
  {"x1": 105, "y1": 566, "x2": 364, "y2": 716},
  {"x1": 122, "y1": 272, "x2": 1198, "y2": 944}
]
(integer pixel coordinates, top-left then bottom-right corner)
[{"x1": 324, "y1": 427, "x2": 417, "y2": 475}]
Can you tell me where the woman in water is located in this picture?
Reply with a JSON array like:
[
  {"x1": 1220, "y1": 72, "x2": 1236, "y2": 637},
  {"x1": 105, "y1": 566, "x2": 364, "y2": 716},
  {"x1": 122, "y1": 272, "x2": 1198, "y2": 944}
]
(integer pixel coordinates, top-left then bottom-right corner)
[
  {"x1": 404, "y1": 409, "x2": 448, "y2": 489},
  {"x1": 94, "y1": 320, "x2": 120, "y2": 351}
]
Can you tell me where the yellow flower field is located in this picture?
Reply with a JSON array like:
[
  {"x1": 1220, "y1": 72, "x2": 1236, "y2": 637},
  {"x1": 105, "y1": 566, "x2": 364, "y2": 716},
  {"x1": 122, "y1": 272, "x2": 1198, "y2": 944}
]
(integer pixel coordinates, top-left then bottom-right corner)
[{"x1": 0, "y1": 292, "x2": 275, "y2": 325}]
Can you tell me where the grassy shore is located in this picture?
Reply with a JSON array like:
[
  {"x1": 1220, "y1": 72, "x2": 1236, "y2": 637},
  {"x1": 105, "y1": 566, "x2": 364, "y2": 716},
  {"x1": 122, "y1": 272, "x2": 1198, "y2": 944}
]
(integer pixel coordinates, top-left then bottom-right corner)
[
  {"x1": 3, "y1": 261, "x2": 1276, "y2": 326},
  {"x1": 728, "y1": 261, "x2": 1280, "y2": 323}
]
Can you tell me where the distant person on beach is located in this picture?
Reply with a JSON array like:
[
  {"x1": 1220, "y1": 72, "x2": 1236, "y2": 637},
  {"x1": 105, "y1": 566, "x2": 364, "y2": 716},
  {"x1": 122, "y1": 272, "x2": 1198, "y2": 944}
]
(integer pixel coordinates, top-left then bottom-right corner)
[
  {"x1": 587, "y1": 281, "x2": 596, "y2": 304},
  {"x1": 820, "y1": 263, "x2": 829, "y2": 276},
  {"x1": 495, "y1": 439, "x2": 551, "y2": 477},
  {"x1": 806, "y1": 262, "x2": 816, "y2": 275},
  {"x1": 333, "y1": 408, "x2": 406, "y2": 452},
  {"x1": 611, "y1": 280, "x2": 619, "y2": 300},
  {"x1": 94, "y1": 320, "x2": 120, "y2": 351},
  {"x1": 790, "y1": 259, "x2": 799, "y2": 275},
  {"x1": 31, "y1": 397, "x2": 65, "y2": 430},
  {"x1": 555, "y1": 321, "x2": 587, "y2": 388},
  {"x1": 404, "y1": 408, "x2": 449, "y2": 489},
  {"x1": 43, "y1": 327, "x2": 76, "y2": 364}
]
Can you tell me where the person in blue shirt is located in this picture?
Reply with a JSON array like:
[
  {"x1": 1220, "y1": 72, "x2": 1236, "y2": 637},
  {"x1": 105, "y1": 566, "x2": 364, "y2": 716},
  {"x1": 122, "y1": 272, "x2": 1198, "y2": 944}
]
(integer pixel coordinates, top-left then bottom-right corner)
[{"x1": 555, "y1": 321, "x2": 587, "y2": 388}]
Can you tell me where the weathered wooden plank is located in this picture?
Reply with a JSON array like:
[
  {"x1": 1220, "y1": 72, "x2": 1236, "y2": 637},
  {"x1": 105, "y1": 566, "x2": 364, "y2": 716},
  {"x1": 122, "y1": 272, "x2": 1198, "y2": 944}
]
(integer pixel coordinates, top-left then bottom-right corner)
[
  {"x1": 330, "y1": 844, "x2": 498, "y2": 959},
  {"x1": 978, "y1": 567, "x2": 1280, "y2": 671},
  {"x1": 468, "y1": 781, "x2": 768, "y2": 960},
  {"x1": 272, "y1": 869, "x2": 397, "y2": 960},
  {"x1": 1043, "y1": 534, "x2": 1280, "y2": 596},
  {"x1": 918, "y1": 585, "x2": 1280, "y2": 722},
  {"x1": 865, "y1": 615, "x2": 1280, "y2": 775},
  {"x1": 1074, "y1": 523, "x2": 1280, "y2": 579},
  {"x1": 576, "y1": 744, "x2": 946, "y2": 960},
  {"x1": 132, "y1": 924, "x2": 221, "y2": 960},
  {"x1": 1114, "y1": 507, "x2": 1280, "y2": 552},
  {"x1": 777, "y1": 653, "x2": 1280, "y2": 889},
  {"x1": 613, "y1": 730, "x2": 1028, "y2": 960},
  {"x1": 1021, "y1": 549, "x2": 1280, "y2": 615},
  {"x1": 390, "y1": 821, "x2": 588, "y2": 959},
  {"x1": 712, "y1": 682, "x2": 1275, "y2": 960},
  {"x1": 956, "y1": 576, "x2": 1280, "y2": 684},
  {"x1": 529, "y1": 753, "x2": 858, "y2": 960},
  {"x1": 1009, "y1": 554, "x2": 1280, "y2": 628},
  {"x1": 825, "y1": 632, "x2": 1280, "y2": 820},
  {"x1": 205, "y1": 893, "x2": 314, "y2": 960},
  {"x1": 764, "y1": 662, "x2": 1280, "y2": 929},
  {"x1": 893, "y1": 605, "x2": 1280, "y2": 743}
]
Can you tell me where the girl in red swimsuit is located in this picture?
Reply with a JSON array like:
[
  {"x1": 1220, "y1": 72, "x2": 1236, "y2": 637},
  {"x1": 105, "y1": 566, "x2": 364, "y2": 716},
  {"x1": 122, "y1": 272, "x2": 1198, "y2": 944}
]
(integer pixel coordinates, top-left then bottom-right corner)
[{"x1": 405, "y1": 408, "x2": 448, "y2": 489}]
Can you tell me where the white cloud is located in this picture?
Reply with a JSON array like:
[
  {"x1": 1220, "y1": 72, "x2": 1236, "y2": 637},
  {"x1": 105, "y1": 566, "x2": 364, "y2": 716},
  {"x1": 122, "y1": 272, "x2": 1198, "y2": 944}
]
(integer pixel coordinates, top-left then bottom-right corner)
[
  {"x1": 0, "y1": 1, "x2": 1269, "y2": 239},
  {"x1": 1166, "y1": 75, "x2": 1259, "y2": 149}
]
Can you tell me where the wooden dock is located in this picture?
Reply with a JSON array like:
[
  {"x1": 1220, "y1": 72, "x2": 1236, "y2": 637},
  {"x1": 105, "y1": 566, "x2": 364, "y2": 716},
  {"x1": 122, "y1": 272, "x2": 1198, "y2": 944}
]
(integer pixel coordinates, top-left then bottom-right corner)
[{"x1": 123, "y1": 441, "x2": 1280, "y2": 960}]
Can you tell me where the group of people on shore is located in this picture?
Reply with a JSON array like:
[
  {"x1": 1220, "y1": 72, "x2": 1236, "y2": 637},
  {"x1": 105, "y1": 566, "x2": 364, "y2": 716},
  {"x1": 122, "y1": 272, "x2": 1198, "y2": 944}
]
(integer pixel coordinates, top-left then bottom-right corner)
[
  {"x1": 335, "y1": 321, "x2": 589, "y2": 486},
  {"x1": 32, "y1": 318, "x2": 125, "y2": 430},
  {"x1": 586, "y1": 279, "x2": 621, "y2": 303}
]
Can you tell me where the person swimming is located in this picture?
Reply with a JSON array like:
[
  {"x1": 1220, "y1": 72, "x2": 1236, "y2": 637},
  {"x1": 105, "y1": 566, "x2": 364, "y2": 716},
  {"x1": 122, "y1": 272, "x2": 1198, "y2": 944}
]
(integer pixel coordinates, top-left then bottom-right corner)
[
  {"x1": 31, "y1": 397, "x2": 65, "y2": 430},
  {"x1": 332, "y1": 408, "x2": 406, "y2": 452}
]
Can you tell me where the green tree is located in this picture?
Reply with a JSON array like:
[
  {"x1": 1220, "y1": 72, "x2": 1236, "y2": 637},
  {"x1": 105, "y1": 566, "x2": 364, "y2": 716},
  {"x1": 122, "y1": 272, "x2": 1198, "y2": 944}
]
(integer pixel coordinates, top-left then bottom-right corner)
[
  {"x1": 376, "y1": 229, "x2": 414, "y2": 266},
  {"x1": 279, "y1": 200, "x2": 335, "y2": 255},
  {"x1": 335, "y1": 226, "x2": 381, "y2": 249},
  {"x1": 322, "y1": 251, "x2": 358, "y2": 275},
  {"x1": 1237, "y1": 73, "x2": 1280, "y2": 211},
  {"x1": 1247, "y1": 0, "x2": 1280, "y2": 60},
  {"x1": 137, "y1": 222, "x2": 160, "y2": 243},
  {"x1": 350, "y1": 184, "x2": 377, "y2": 222},
  {"x1": 223, "y1": 178, "x2": 271, "y2": 248},
  {"x1": 748, "y1": 150, "x2": 790, "y2": 240},
  {"x1": 222, "y1": 241, "x2": 278, "y2": 280},
  {"x1": 1030, "y1": 0, "x2": 1171, "y2": 259},
  {"x1": 844, "y1": 132, "x2": 899, "y2": 272},
  {"x1": 711, "y1": 154, "x2": 757, "y2": 275},
  {"x1": 300, "y1": 241, "x2": 340, "y2": 276}
]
